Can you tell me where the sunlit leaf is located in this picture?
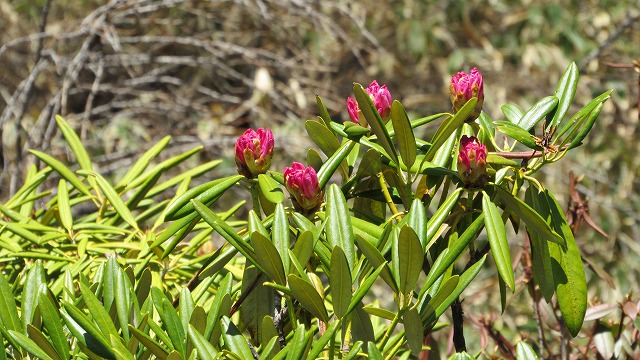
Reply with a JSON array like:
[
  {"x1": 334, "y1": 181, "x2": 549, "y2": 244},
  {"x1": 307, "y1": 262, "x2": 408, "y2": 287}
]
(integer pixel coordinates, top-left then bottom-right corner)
[
  {"x1": 391, "y1": 100, "x2": 417, "y2": 168},
  {"x1": 517, "y1": 96, "x2": 558, "y2": 131},
  {"x1": 483, "y1": 192, "x2": 515, "y2": 291},
  {"x1": 287, "y1": 274, "x2": 329, "y2": 322},
  {"x1": 330, "y1": 246, "x2": 352, "y2": 319},
  {"x1": 326, "y1": 184, "x2": 355, "y2": 270},
  {"x1": 550, "y1": 62, "x2": 579, "y2": 128}
]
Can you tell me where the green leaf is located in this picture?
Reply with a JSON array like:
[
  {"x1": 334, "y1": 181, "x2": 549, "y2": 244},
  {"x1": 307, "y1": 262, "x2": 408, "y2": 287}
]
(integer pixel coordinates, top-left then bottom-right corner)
[
  {"x1": 272, "y1": 203, "x2": 290, "y2": 273},
  {"x1": 79, "y1": 282, "x2": 119, "y2": 339},
  {"x1": 483, "y1": 193, "x2": 515, "y2": 291},
  {"x1": 391, "y1": 100, "x2": 417, "y2": 168},
  {"x1": 494, "y1": 185, "x2": 564, "y2": 245},
  {"x1": 252, "y1": 232, "x2": 287, "y2": 286},
  {"x1": 425, "y1": 98, "x2": 477, "y2": 162},
  {"x1": 306, "y1": 319, "x2": 341, "y2": 360},
  {"x1": 406, "y1": 199, "x2": 427, "y2": 250},
  {"x1": 114, "y1": 269, "x2": 132, "y2": 341},
  {"x1": 502, "y1": 104, "x2": 524, "y2": 124},
  {"x1": 395, "y1": 226, "x2": 424, "y2": 299},
  {"x1": 165, "y1": 175, "x2": 243, "y2": 220},
  {"x1": 404, "y1": 307, "x2": 424, "y2": 356},
  {"x1": 315, "y1": 95, "x2": 334, "y2": 132},
  {"x1": 345, "y1": 264, "x2": 386, "y2": 316},
  {"x1": 524, "y1": 188, "x2": 555, "y2": 302},
  {"x1": 330, "y1": 246, "x2": 352, "y2": 319},
  {"x1": 421, "y1": 275, "x2": 459, "y2": 325},
  {"x1": 129, "y1": 324, "x2": 170, "y2": 359},
  {"x1": 550, "y1": 62, "x2": 579, "y2": 128},
  {"x1": 515, "y1": 341, "x2": 539, "y2": 360},
  {"x1": 188, "y1": 324, "x2": 217, "y2": 360},
  {"x1": 316, "y1": 141, "x2": 356, "y2": 189},
  {"x1": 204, "y1": 273, "x2": 233, "y2": 339},
  {"x1": 517, "y1": 96, "x2": 559, "y2": 131},
  {"x1": 287, "y1": 274, "x2": 329, "y2": 322},
  {"x1": 354, "y1": 234, "x2": 397, "y2": 292},
  {"x1": 38, "y1": 288, "x2": 70, "y2": 359},
  {"x1": 221, "y1": 316, "x2": 254, "y2": 360},
  {"x1": 8, "y1": 330, "x2": 55, "y2": 360},
  {"x1": 258, "y1": 174, "x2": 285, "y2": 204},
  {"x1": 292, "y1": 230, "x2": 314, "y2": 268},
  {"x1": 305, "y1": 119, "x2": 346, "y2": 178},
  {"x1": 367, "y1": 342, "x2": 384, "y2": 360},
  {"x1": 29, "y1": 150, "x2": 91, "y2": 196},
  {"x1": 0, "y1": 273, "x2": 21, "y2": 333},
  {"x1": 57, "y1": 180, "x2": 73, "y2": 231},
  {"x1": 153, "y1": 290, "x2": 186, "y2": 357},
  {"x1": 423, "y1": 214, "x2": 485, "y2": 291},
  {"x1": 568, "y1": 102, "x2": 604, "y2": 150},
  {"x1": 426, "y1": 188, "x2": 463, "y2": 250},
  {"x1": 55, "y1": 115, "x2": 93, "y2": 171},
  {"x1": 557, "y1": 90, "x2": 612, "y2": 140},
  {"x1": 286, "y1": 324, "x2": 310, "y2": 360},
  {"x1": 495, "y1": 121, "x2": 541, "y2": 150},
  {"x1": 325, "y1": 184, "x2": 355, "y2": 270},
  {"x1": 354, "y1": 83, "x2": 398, "y2": 165},
  {"x1": 537, "y1": 189, "x2": 587, "y2": 337},
  {"x1": 62, "y1": 302, "x2": 114, "y2": 358},
  {"x1": 26, "y1": 324, "x2": 61, "y2": 360},
  {"x1": 22, "y1": 261, "x2": 45, "y2": 331},
  {"x1": 117, "y1": 135, "x2": 171, "y2": 188},
  {"x1": 87, "y1": 171, "x2": 139, "y2": 231}
]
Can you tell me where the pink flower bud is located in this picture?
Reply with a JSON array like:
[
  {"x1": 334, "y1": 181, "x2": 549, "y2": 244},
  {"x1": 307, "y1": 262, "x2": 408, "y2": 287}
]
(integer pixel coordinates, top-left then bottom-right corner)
[
  {"x1": 234, "y1": 128, "x2": 274, "y2": 178},
  {"x1": 450, "y1": 68, "x2": 484, "y2": 122},
  {"x1": 346, "y1": 80, "x2": 393, "y2": 126},
  {"x1": 457, "y1": 135, "x2": 488, "y2": 186},
  {"x1": 284, "y1": 162, "x2": 323, "y2": 215}
]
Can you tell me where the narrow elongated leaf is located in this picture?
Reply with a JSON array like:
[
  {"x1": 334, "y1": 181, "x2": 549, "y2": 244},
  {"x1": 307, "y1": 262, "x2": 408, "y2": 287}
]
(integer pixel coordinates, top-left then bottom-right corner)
[
  {"x1": 57, "y1": 180, "x2": 73, "y2": 231},
  {"x1": 221, "y1": 316, "x2": 254, "y2": 360},
  {"x1": 483, "y1": 193, "x2": 515, "y2": 291},
  {"x1": 425, "y1": 98, "x2": 476, "y2": 162},
  {"x1": 305, "y1": 119, "x2": 340, "y2": 157},
  {"x1": 22, "y1": 261, "x2": 45, "y2": 331},
  {"x1": 354, "y1": 83, "x2": 398, "y2": 165},
  {"x1": 129, "y1": 325, "x2": 169, "y2": 359},
  {"x1": 495, "y1": 121, "x2": 541, "y2": 150},
  {"x1": 404, "y1": 307, "x2": 423, "y2": 356},
  {"x1": 316, "y1": 141, "x2": 356, "y2": 189},
  {"x1": 345, "y1": 264, "x2": 386, "y2": 315},
  {"x1": 8, "y1": 330, "x2": 55, "y2": 360},
  {"x1": 38, "y1": 289, "x2": 70, "y2": 359},
  {"x1": 536, "y1": 189, "x2": 587, "y2": 337},
  {"x1": 117, "y1": 135, "x2": 171, "y2": 188},
  {"x1": 156, "y1": 294, "x2": 186, "y2": 357},
  {"x1": 62, "y1": 303, "x2": 114, "y2": 358},
  {"x1": 272, "y1": 203, "x2": 290, "y2": 273},
  {"x1": 188, "y1": 324, "x2": 217, "y2": 360},
  {"x1": 87, "y1": 171, "x2": 139, "y2": 231},
  {"x1": 421, "y1": 276, "x2": 459, "y2": 324},
  {"x1": 79, "y1": 283, "x2": 119, "y2": 339},
  {"x1": 165, "y1": 175, "x2": 243, "y2": 220},
  {"x1": 326, "y1": 184, "x2": 355, "y2": 270},
  {"x1": 406, "y1": 199, "x2": 427, "y2": 250},
  {"x1": 494, "y1": 185, "x2": 564, "y2": 245},
  {"x1": 0, "y1": 273, "x2": 21, "y2": 333},
  {"x1": 306, "y1": 319, "x2": 341, "y2": 360},
  {"x1": 568, "y1": 102, "x2": 604, "y2": 150},
  {"x1": 292, "y1": 230, "x2": 314, "y2": 268},
  {"x1": 423, "y1": 214, "x2": 485, "y2": 291},
  {"x1": 286, "y1": 324, "x2": 309, "y2": 360},
  {"x1": 354, "y1": 234, "x2": 397, "y2": 292},
  {"x1": 391, "y1": 100, "x2": 417, "y2": 168},
  {"x1": 502, "y1": 104, "x2": 524, "y2": 124},
  {"x1": 396, "y1": 226, "x2": 424, "y2": 298},
  {"x1": 252, "y1": 232, "x2": 286, "y2": 285},
  {"x1": 517, "y1": 96, "x2": 559, "y2": 131},
  {"x1": 55, "y1": 115, "x2": 92, "y2": 170},
  {"x1": 550, "y1": 62, "x2": 579, "y2": 127},
  {"x1": 316, "y1": 95, "x2": 334, "y2": 131},
  {"x1": 330, "y1": 246, "x2": 352, "y2": 319},
  {"x1": 524, "y1": 188, "x2": 555, "y2": 301},
  {"x1": 27, "y1": 324, "x2": 61, "y2": 360},
  {"x1": 29, "y1": 150, "x2": 91, "y2": 196},
  {"x1": 557, "y1": 90, "x2": 612, "y2": 140},
  {"x1": 426, "y1": 188, "x2": 463, "y2": 249},
  {"x1": 288, "y1": 274, "x2": 329, "y2": 322}
]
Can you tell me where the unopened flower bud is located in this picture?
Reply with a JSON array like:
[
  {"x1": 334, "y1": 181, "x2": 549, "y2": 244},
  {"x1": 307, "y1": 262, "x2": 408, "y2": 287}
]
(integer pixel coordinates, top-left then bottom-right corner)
[
  {"x1": 457, "y1": 135, "x2": 488, "y2": 186},
  {"x1": 234, "y1": 128, "x2": 274, "y2": 178},
  {"x1": 347, "y1": 80, "x2": 393, "y2": 126},
  {"x1": 450, "y1": 68, "x2": 484, "y2": 122},
  {"x1": 284, "y1": 162, "x2": 323, "y2": 215}
]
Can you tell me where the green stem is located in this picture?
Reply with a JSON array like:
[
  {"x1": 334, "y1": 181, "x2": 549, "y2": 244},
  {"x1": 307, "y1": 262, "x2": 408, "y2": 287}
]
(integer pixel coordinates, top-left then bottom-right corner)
[
  {"x1": 379, "y1": 308, "x2": 404, "y2": 350},
  {"x1": 249, "y1": 179, "x2": 261, "y2": 216},
  {"x1": 378, "y1": 172, "x2": 400, "y2": 217}
]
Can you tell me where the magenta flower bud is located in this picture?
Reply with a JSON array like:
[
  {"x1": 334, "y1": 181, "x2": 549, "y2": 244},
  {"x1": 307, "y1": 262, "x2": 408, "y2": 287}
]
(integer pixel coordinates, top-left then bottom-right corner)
[
  {"x1": 457, "y1": 135, "x2": 488, "y2": 186},
  {"x1": 284, "y1": 162, "x2": 323, "y2": 215},
  {"x1": 346, "y1": 80, "x2": 393, "y2": 126},
  {"x1": 234, "y1": 128, "x2": 274, "y2": 178},
  {"x1": 450, "y1": 68, "x2": 484, "y2": 122}
]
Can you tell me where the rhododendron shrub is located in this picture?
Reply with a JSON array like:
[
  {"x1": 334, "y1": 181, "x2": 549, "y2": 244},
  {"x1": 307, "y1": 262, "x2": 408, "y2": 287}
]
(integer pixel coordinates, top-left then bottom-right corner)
[{"x1": 0, "y1": 62, "x2": 613, "y2": 359}]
